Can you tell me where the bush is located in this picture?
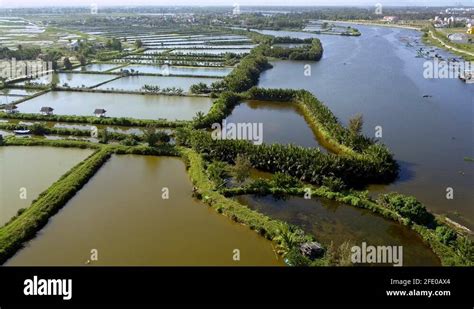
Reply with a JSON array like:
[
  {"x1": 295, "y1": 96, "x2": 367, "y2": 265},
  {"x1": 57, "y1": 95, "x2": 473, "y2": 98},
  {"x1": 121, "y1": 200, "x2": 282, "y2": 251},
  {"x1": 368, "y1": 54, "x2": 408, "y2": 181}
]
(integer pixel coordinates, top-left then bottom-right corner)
[
  {"x1": 206, "y1": 161, "x2": 229, "y2": 188},
  {"x1": 246, "y1": 178, "x2": 272, "y2": 195},
  {"x1": 285, "y1": 248, "x2": 312, "y2": 266},
  {"x1": 321, "y1": 176, "x2": 346, "y2": 192},
  {"x1": 435, "y1": 226, "x2": 457, "y2": 245},
  {"x1": 232, "y1": 154, "x2": 252, "y2": 183},
  {"x1": 271, "y1": 172, "x2": 300, "y2": 189},
  {"x1": 378, "y1": 193, "x2": 435, "y2": 226},
  {"x1": 120, "y1": 136, "x2": 138, "y2": 146}
]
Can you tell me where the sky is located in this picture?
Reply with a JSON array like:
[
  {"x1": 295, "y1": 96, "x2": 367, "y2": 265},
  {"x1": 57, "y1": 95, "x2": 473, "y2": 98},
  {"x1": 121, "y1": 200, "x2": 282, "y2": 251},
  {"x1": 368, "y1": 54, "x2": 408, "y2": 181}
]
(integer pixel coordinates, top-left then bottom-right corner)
[{"x1": 0, "y1": 0, "x2": 472, "y2": 8}]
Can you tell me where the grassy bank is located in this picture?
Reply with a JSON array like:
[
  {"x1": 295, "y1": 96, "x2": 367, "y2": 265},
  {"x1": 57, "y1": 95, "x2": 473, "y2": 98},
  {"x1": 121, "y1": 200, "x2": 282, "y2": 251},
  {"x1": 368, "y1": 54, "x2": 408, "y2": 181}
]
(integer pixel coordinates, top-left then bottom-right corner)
[{"x1": 0, "y1": 112, "x2": 188, "y2": 128}]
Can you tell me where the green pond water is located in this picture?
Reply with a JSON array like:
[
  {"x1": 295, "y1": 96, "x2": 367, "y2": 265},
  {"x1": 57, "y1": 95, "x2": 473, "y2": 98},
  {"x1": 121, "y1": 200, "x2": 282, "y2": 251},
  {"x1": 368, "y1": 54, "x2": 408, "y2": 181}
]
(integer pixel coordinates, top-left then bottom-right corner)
[
  {"x1": 0, "y1": 146, "x2": 93, "y2": 226},
  {"x1": 5, "y1": 155, "x2": 283, "y2": 266}
]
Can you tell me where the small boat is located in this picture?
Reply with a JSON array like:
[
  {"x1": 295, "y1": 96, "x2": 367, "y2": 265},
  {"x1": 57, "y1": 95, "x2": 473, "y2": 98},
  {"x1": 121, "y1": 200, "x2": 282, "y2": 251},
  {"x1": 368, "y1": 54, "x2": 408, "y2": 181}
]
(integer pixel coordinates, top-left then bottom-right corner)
[{"x1": 13, "y1": 129, "x2": 31, "y2": 135}]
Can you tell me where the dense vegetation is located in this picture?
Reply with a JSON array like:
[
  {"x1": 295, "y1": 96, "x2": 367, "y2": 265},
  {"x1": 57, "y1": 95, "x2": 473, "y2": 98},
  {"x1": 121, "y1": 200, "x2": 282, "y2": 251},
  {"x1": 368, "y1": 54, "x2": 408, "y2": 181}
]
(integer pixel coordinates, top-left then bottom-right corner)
[
  {"x1": 177, "y1": 129, "x2": 395, "y2": 187},
  {"x1": 0, "y1": 112, "x2": 187, "y2": 128},
  {"x1": 217, "y1": 48, "x2": 271, "y2": 92},
  {"x1": 261, "y1": 39, "x2": 324, "y2": 61}
]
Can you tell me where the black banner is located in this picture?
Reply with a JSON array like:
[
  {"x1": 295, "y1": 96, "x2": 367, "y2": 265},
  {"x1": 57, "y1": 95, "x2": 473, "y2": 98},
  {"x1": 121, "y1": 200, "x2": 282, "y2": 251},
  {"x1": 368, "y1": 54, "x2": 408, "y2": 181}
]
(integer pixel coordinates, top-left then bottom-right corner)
[{"x1": 0, "y1": 267, "x2": 471, "y2": 307}]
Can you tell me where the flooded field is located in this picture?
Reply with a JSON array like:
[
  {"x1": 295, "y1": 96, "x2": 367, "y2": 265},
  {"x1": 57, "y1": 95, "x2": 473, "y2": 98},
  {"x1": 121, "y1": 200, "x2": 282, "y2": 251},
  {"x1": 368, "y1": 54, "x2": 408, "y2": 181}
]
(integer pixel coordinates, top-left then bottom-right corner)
[
  {"x1": 225, "y1": 100, "x2": 325, "y2": 149},
  {"x1": 6, "y1": 156, "x2": 282, "y2": 266},
  {"x1": 237, "y1": 195, "x2": 441, "y2": 266},
  {"x1": 0, "y1": 146, "x2": 93, "y2": 226},
  {"x1": 97, "y1": 75, "x2": 220, "y2": 92},
  {"x1": 73, "y1": 64, "x2": 123, "y2": 72},
  {"x1": 111, "y1": 64, "x2": 232, "y2": 77},
  {"x1": 16, "y1": 73, "x2": 116, "y2": 88},
  {"x1": 170, "y1": 48, "x2": 251, "y2": 55},
  {"x1": 16, "y1": 91, "x2": 213, "y2": 120}
]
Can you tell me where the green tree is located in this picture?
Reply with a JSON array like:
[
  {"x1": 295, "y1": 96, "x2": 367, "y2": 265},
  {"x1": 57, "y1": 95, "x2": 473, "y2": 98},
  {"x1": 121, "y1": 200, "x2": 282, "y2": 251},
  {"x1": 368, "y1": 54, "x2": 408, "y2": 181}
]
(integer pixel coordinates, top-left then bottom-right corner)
[
  {"x1": 78, "y1": 54, "x2": 87, "y2": 66},
  {"x1": 134, "y1": 39, "x2": 143, "y2": 48},
  {"x1": 232, "y1": 154, "x2": 252, "y2": 183},
  {"x1": 99, "y1": 129, "x2": 109, "y2": 144},
  {"x1": 63, "y1": 57, "x2": 73, "y2": 70},
  {"x1": 348, "y1": 113, "x2": 363, "y2": 135}
]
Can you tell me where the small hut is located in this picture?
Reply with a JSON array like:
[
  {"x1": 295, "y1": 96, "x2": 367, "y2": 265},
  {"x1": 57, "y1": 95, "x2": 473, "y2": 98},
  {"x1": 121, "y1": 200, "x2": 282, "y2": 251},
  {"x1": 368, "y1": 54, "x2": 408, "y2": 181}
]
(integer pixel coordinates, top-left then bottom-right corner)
[
  {"x1": 94, "y1": 108, "x2": 107, "y2": 118},
  {"x1": 5, "y1": 104, "x2": 18, "y2": 114},
  {"x1": 300, "y1": 242, "x2": 324, "y2": 260},
  {"x1": 40, "y1": 106, "x2": 54, "y2": 115}
]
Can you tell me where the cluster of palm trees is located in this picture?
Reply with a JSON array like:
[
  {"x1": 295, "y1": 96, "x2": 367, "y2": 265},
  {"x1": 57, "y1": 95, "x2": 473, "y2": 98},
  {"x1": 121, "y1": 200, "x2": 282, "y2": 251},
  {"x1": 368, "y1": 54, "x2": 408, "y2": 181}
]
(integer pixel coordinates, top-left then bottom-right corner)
[{"x1": 141, "y1": 84, "x2": 184, "y2": 95}]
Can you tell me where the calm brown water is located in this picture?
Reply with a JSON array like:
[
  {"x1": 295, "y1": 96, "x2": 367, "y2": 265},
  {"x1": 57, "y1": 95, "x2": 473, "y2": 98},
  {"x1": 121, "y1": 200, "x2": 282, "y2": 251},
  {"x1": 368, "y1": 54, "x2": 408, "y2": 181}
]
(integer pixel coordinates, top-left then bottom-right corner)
[
  {"x1": 5, "y1": 156, "x2": 282, "y2": 266},
  {"x1": 237, "y1": 195, "x2": 441, "y2": 266},
  {"x1": 225, "y1": 100, "x2": 327, "y2": 150},
  {"x1": 0, "y1": 146, "x2": 93, "y2": 226}
]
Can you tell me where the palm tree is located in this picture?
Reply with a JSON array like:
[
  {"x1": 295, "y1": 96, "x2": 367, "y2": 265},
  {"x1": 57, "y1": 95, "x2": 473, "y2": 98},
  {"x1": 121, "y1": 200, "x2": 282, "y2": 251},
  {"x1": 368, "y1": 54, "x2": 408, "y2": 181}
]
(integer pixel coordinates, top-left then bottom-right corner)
[{"x1": 274, "y1": 223, "x2": 303, "y2": 256}]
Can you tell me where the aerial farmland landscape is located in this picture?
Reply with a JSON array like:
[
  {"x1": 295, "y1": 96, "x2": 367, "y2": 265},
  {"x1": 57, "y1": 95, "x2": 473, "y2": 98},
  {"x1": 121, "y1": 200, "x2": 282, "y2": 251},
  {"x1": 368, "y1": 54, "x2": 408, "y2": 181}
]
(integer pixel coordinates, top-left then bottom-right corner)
[{"x1": 0, "y1": 1, "x2": 472, "y2": 305}]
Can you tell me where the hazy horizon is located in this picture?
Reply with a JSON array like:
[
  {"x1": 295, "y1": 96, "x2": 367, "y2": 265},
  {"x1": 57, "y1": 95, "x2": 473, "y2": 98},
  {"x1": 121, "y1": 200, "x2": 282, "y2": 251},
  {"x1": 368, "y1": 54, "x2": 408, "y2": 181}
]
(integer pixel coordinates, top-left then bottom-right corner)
[{"x1": 0, "y1": 0, "x2": 473, "y2": 9}]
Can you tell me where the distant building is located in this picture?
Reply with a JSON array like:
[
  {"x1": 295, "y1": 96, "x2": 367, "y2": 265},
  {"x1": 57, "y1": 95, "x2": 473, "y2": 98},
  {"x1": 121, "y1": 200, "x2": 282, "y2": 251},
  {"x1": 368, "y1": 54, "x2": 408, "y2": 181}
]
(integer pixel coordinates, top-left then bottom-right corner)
[
  {"x1": 382, "y1": 16, "x2": 398, "y2": 23},
  {"x1": 40, "y1": 106, "x2": 54, "y2": 115},
  {"x1": 94, "y1": 109, "x2": 107, "y2": 117}
]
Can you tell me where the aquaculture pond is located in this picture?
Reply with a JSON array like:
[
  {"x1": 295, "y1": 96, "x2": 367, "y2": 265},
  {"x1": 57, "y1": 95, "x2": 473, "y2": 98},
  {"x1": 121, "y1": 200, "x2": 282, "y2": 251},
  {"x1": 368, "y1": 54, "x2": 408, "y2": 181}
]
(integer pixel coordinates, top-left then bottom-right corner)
[
  {"x1": 97, "y1": 75, "x2": 221, "y2": 92},
  {"x1": 16, "y1": 91, "x2": 213, "y2": 121},
  {"x1": 0, "y1": 96, "x2": 25, "y2": 105},
  {"x1": 1, "y1": 89, "x2": 37, "y2": 96},
  {"x1": 225, "y1": 100, "x2": 327, "y2": 150},
  {"x1": 5, "y1": 156, "x2": 283, "y2": 266},
  {"x1": 236, "y1": 195, "x2": 441, "y2": 266},
  {"x1": 73, "y1": 63, "x2": 123, "y2": 72},
  {"x1": 0, "y1": 146, "x2": 94, "y2": 226},
  {"x1": 111, "y1": 64, "x2": 232, "y2": 77},
  {"x1": 15, "y1": 73, "x2": 116, "y2": 88},
  {"x1": 170, "y1": 48, "x2": 251, "y2": 55},
  {"x1": 257, "y1": 25, "x2": 474, "y2": 230}
]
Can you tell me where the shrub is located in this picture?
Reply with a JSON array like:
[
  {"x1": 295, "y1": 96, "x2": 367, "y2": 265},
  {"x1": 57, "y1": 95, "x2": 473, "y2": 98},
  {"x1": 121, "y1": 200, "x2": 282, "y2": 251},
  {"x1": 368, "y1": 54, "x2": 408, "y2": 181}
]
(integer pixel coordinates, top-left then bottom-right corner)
[
  {"x1": 271, "y1": 172, "x2": 300, "y2": 189},
  {"x1": 378, "y1": 193, "x2": 435, "y2": 226},
  {"x1": 232, "y1": 154, "x2": 252, "y2": 183},
  {"x1": 206, "y1": 161, "x2": 229, "y2": 188},
  {"x1": 246, "y1": 178, "x2": 272, "y2": 195},
  {"x1": 435, "y1": 226, "x2": 457, "y2": 245},
  {"x1": 321, "y1": 176, "x2": 346, "y2": 192},
  {"x1": 120, "y1": 136, "x2": 138, "y2": 146},
  {"x1": 285, "y1": 248, "x2": 312, "y2": 266}
]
